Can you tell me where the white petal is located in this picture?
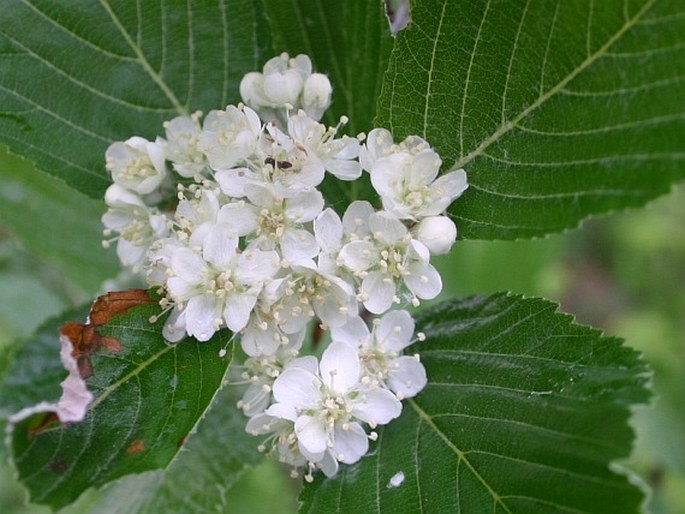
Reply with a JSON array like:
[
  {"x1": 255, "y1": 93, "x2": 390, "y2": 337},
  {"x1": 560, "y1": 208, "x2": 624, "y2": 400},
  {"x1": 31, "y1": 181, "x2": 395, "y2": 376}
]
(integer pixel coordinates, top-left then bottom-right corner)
[
  {"x1": 245, "y1": 412, "x2": 281, "y2": 435},
  {"x1": 325, "y1": 158, "x2": 362, "y2": 181},
  {"x1": 223, "y1": 293, "x2": 258, "y2": 332},
  {"x1": 166, "y1": 276, "x2": 198, "y2": 302},
  {"x1": 218, "y1": 202, "x2": 259, "y2": 236},
  {"x1": 162, "y1": 307, "x2": 187, "y2": 342},
  {"x1": 314, "y1": 208, "x2": 343, "y2": 254},
  {"x1": 295, "y1": 415, "x2": 328, "y2": 455},
  {"x1": 215, "y1": 168, "x2": 258, "y2": 198},
  {"x1": 284, "y1": 190, "x2": 325, "y2": 223},
  {"x1": 264, "y1": 403, "x2": 298, "y2": 422},
  {"x1": 361, "y1": 272, "x2": 396, "y2": 314},
  {"x1": 317, "y1": 450, "x2": 339, "y2": 477},
  {"x1": 342, "y1": 201, "x2": 374, "y2": 237},
  {"x1": 339, "y1": 240, "x2": 377, "y2": 272},
  {"x1": 408, "y1": 149, "x2": 441, "y2": 188},
  {"x1": 170, "y1": 248, "x2": 205, "y2": 284},
  {"x1": 185, "y1": 294, "x2": 220, "y2": 341},
  {"x1": 272, "y1": 368, "x2": 320, "y2": 409},
  {"x1": 240, "y1": 324, "x2": 280, "y2": 356},
  {"x1": 332, "y1": 422, "x2": 368, "y2": 464},
  {"x1": 351, "y1": 388, "x2": 402, "y2": 425},
  {"x1": 368, "y1": 211, "x2": 407, "y2": 245},
  {"x1": 376, "y1": 310, "x2": 415, "y2": 352},
  {"x1": 370, "y1": 153, "x2": 407, "y2": 198},
  {"x1": 287, "y1": 355, "x2": 319, "y2": 375},
  {"x1": 320, "y1": 341, "x2": 360, "y2": 393},
  {"x1": 360, "y1": 128, "x2": 393, "y2": 171},
  {"x1": 235, "y1": 249, "x2": 280, "y2": 283},
  {"x1": 116, "y1": 238, "x2": 147, "y2": 268},
  {"x1": 202, "y1": 224, "x2": 239, "y2": 267},
  {"x1": 404, "y1": 263, "x2": 442, "y2": 300},
  {"x1": 330, "y1": 315, "x2": 370, "y2": 349},
  {"x1": 388, "y1": 356, "x2": 428, "y2": 399},
  {"x1": 281, "y1": 228, "x2": 319, "y2": 263},
  {"x1": 421, "y1": 169, "x2": 469, "y2": 216}
]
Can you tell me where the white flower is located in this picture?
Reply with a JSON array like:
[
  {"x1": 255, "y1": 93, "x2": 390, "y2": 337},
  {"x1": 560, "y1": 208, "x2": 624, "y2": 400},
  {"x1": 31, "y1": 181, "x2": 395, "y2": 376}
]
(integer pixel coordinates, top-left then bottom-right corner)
[
  {"x1": 267, "y1": 341, "x2": 401, "y2": 471},
  {"x1": 174, "y1": 187, "x2": 221, "y2": 235},
  {"x1": 163, "y1": 223, "x2": 280, "y2": 340},
  {"x1": 198, "y1": 105, "x2": 262, "y2": 170},
  {"x1": 159, "y1": 112, "x2": 207, "y2": 178},
  {"x1": 102, "y1": 184, "x2": 169, "y2": 269},
  {"x1": 371, "y1": 149, "x2": 468, "y2": 221},
  {"x1": 287, "y1": 110, "x2": 361, "y2": 181},
  {"x1": 216, "y1": 122, "x2": 326, "y2": 196},
  {"x1": 413, "y1": 215, "x2": 457, "y2": 255},
  {"x1": 240, "y1": 53, "x2": 314, "y2": 123},
  {"x1": 331, "y1": 311, "x2": 427, "y2": 399},
  {"x1": 269, "y1": 263, "x2": 358, "y2": 334},
  {"x1": 218, "y1": 184, "x2": 324, "y2": 264},
  {"x1": 338, "y1": 208, "x2": 442, "y2": 313},
  {"x1": 359, "y1": 128, "x2": 430, "y2": 172},
  {"x1": 105, "y1": 136, "x2": 167, "y2": 195}
]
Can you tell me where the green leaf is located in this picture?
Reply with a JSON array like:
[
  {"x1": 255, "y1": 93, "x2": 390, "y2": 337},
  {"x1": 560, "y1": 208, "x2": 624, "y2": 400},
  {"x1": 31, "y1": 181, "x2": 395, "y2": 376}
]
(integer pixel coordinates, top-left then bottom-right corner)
[
  {"x1": 0, "y1": 145, "x2": 119, "y2": 295},
  {"x1": 262, "y1": 0, "x2": 393, "y2": 209},
  {"x1": 377, "y1": 0, "x2": 685, "y2": 240},
  {"x1": 3, "y1": 298, "x2": 235, "y2": 510},
  {"x1": 0, "y1": 0, "x2": 271, "y2": 198},
  {"x1": 60, "y1": 387, "x2": 263, "y2": 514},
  {"x1": 300, "y1": 293, "x2": 650, "y2": 513}
]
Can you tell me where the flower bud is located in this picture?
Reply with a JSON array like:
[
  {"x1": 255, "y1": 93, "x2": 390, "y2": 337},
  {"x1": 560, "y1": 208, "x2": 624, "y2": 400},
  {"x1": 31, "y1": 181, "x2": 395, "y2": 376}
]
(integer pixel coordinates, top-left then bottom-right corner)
[
  {"x1": 240, "y1": 71, "x2": 267, "y2": 107},
  {"x1": 414, "y1": 216, "x2": 457, "y2": 255},
  {"x1": 105, "y1": 137, "x2": 167, "y2": 196},
  {"x1": 302, "y1": 73, "x2": 332, "y2": 121},
  {"x1": 263, "y1": 69, "x2": 304, "y2": 105}
]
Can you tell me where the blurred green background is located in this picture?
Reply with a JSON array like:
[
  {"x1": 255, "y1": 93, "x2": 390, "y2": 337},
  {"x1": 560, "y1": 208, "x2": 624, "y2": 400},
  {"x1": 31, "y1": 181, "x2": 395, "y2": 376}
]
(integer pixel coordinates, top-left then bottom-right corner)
[{"x1": 1, "y1": 142, "x2": 683, "y2": 513}]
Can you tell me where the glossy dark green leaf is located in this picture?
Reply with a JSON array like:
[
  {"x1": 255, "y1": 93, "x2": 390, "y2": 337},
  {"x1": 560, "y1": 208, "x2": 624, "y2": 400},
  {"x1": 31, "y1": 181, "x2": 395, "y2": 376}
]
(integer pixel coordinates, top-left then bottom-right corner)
[
  {"x1": 377, "y1": 0, "x2": 685, "y2": 239},
  {"x1": 300, "y1": 294, "x2": 650, "y2": 513},
  {"x1": 60, "y1": 387, "x2": 263, "y2": 514},
  {"x1": 0, "y1": 0, "x2": 271, "y2": 198},
  {"x1": 3, "y1": 299, "x2": 234, "y2": 510}
]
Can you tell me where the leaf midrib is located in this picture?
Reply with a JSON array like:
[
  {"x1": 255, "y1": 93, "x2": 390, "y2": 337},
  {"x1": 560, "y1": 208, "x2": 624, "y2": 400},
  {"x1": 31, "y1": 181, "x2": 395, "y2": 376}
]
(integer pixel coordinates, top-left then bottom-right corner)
[
  {"x1": 98, "y1": 0, "x2": 188, "y2": 116},
  {"x1": 409, "y1": 397, "x2": 513, "y2": 514},
  {"x1": 451, "y1": 0, "x2": 658, "y2": 172}
]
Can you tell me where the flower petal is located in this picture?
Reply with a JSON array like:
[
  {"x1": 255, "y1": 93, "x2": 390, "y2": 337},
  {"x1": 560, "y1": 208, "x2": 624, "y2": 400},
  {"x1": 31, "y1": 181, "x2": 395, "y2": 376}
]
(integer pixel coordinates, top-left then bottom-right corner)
[
  {"x1": 404, "y1": 262, "x2": 442, "y2": 300},
  {"x1": 185, "y1": 293, "x2": 220, "y2": 341},
  {"x1": 272, "y1": 368, "x2": 320, "y2": 409},
  {"x1": 330, "y1": 315, "x2": 370, "y2": 349},
  {"x1": 339, "y1": 240, "x2": 377, "y2": 272},
  {"x1": 320, "y1": 341, "x2": 360, "y2": 393},
  {"x1": 295, "y1": 415, "x2": 328, "y2": 455},
  {"x1": 376, "y1": 309, "x2": 415, "y2": 352},
  {"x1": 351, "y1": 388, "x2": 402, "y2": 426},
  {"x1": 388, "y1": 356, "x2": 428, "y2": 399},
  {"x1": 368, "y1": 211, "x2": 407, "y2": 245},
  {"x1": 223, "y1": 292, "x2": 258, "y2": 332},
  {"x1": 332, "y1": 422, "x2": 368, "y2": 464},
  {"x1": 361, "y1": 272, "x2": 396, "y2": 314}
]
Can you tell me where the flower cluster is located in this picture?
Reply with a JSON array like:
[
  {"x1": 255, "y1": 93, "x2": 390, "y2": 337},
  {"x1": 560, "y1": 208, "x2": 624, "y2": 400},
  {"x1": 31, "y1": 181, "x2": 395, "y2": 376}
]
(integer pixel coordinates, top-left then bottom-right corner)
[{"x1": 101, "y1": 53, "x2": 467, "y2": 479}]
